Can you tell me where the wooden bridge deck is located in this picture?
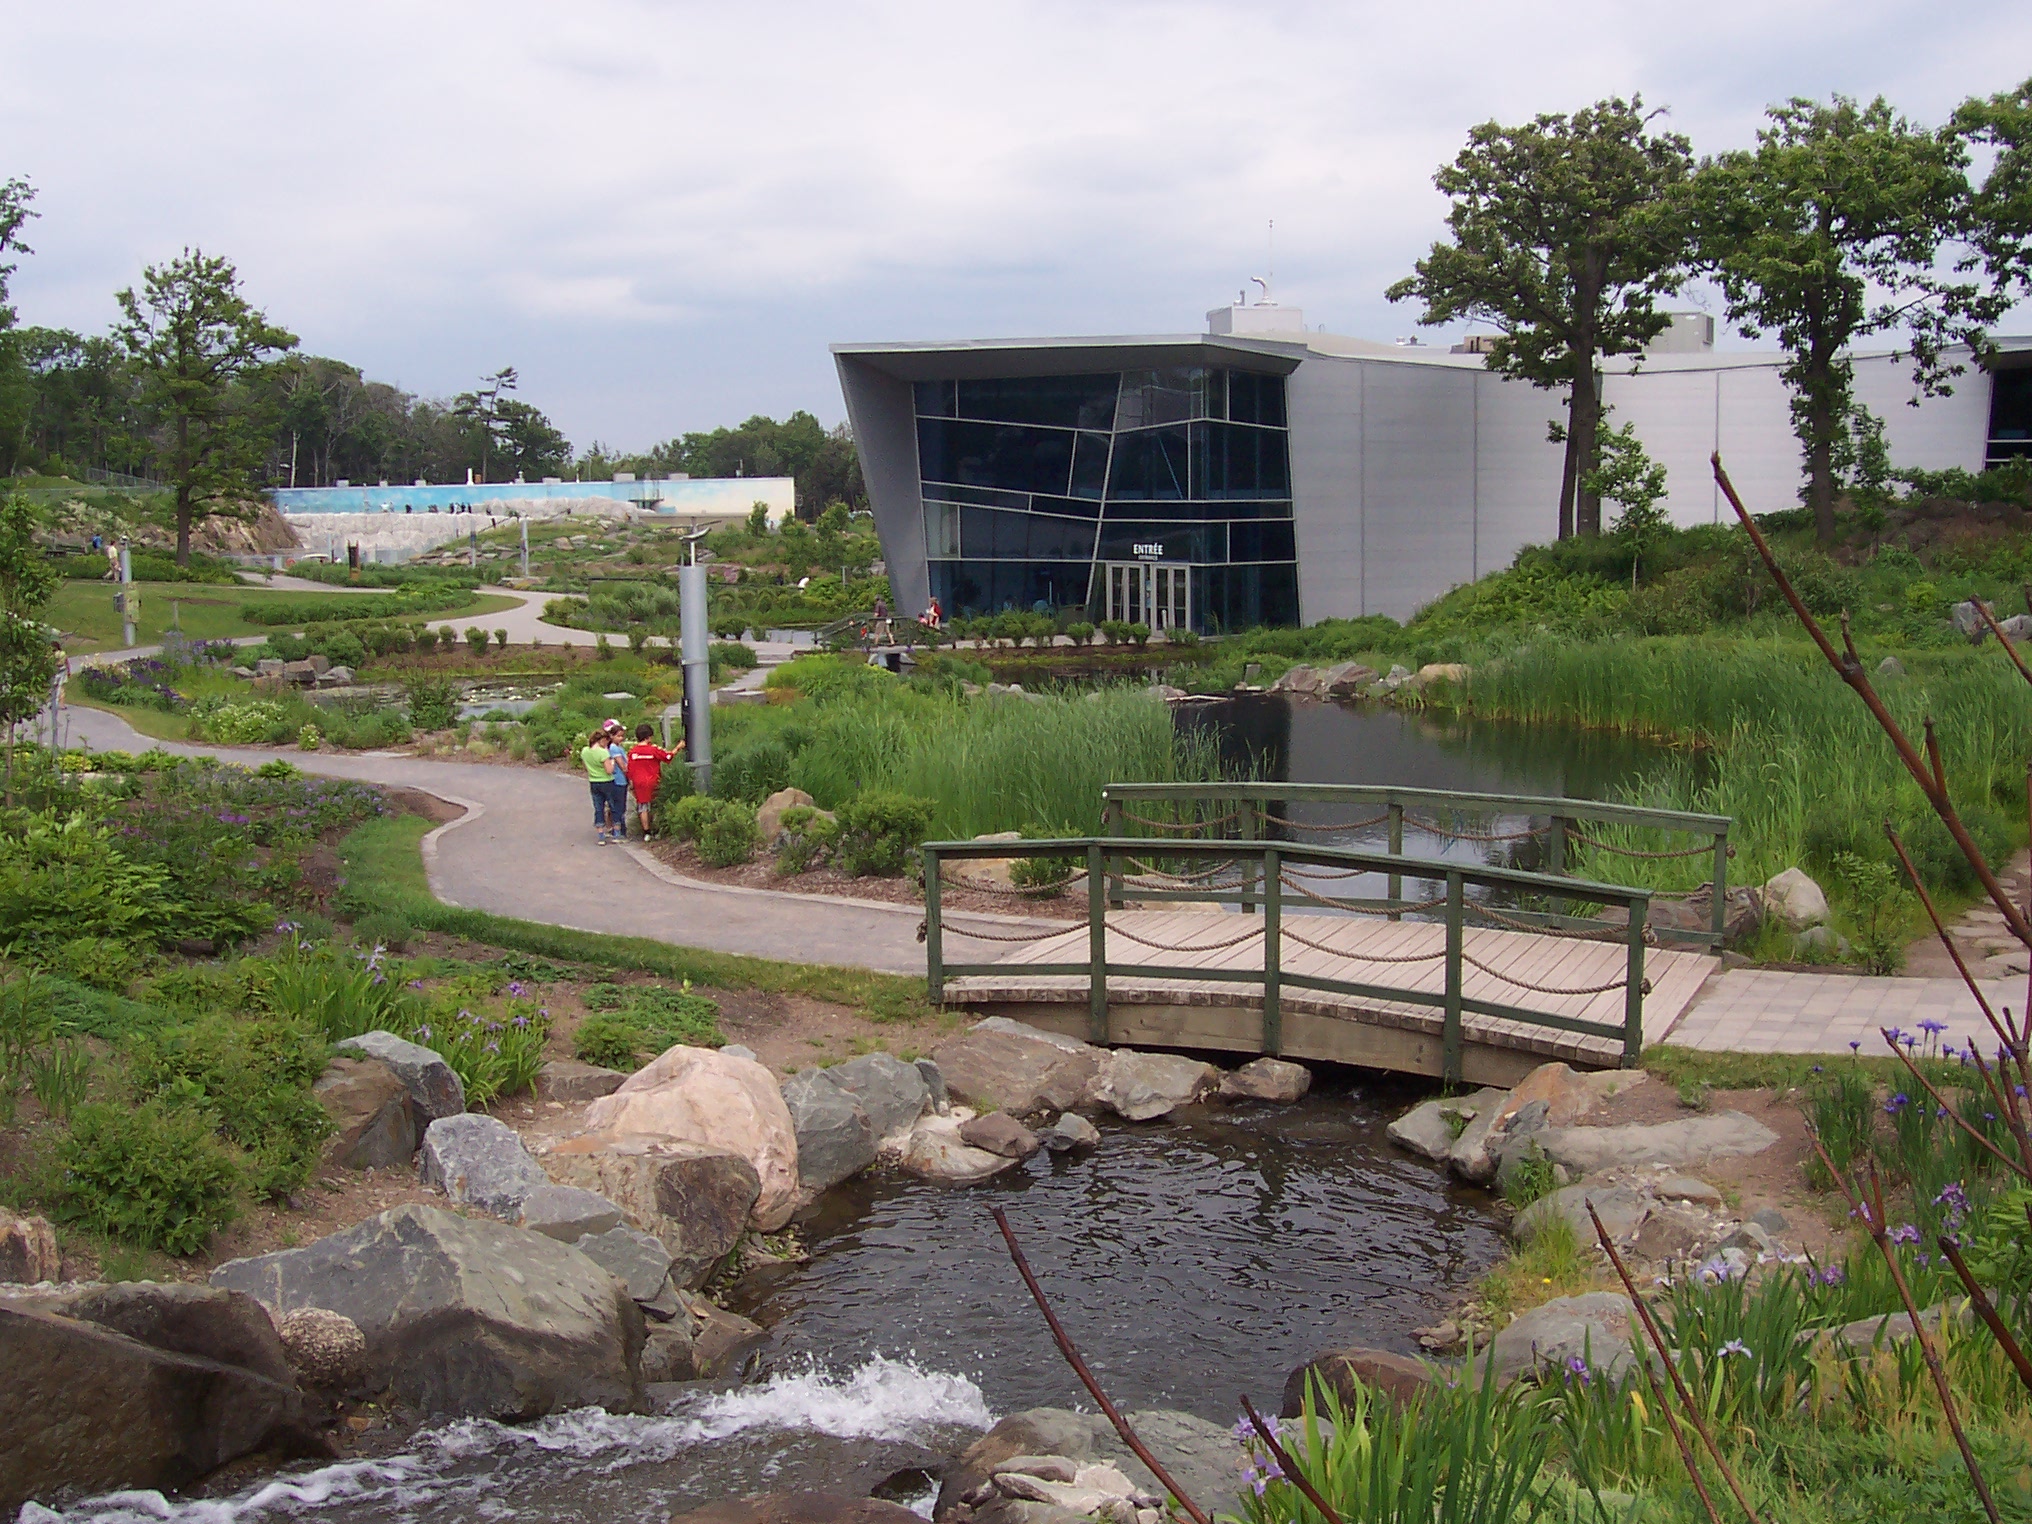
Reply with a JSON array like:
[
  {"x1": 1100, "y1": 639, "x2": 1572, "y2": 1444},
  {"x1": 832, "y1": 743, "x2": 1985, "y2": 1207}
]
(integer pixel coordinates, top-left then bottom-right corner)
[{"x1": 945, "y1": 909, "x2": 1719, "y2": 1085}]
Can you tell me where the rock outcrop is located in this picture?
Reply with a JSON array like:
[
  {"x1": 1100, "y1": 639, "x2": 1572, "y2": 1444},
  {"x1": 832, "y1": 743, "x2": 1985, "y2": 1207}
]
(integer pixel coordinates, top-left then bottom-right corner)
[
  {"x1": 1761, "y1": 867, "x2": 1830, "y2": 931},
  {"x1": 538, "y1": 1058, "x2": 628, "y2": 1103},
  {"x1": 535, "y1": 1134, "x2": 760, "y2": 1287},
  {"x1": 210, "y1": 1204, "x2": 644, "y2": 1419},
  {"x1": 933, "y1": 1019, "x2": 1102, "y2": 1119},
  {"x1": 782, "y1": 1069, "x2": 879, "y2": 1194},
  {"x1": 334, "y1": 1030, "x2": 466, "y2": 1124},
  {"x1": 0, "y1": 1209, "x2": 60, "y2": 1284},
  {"x1": 1085, "y1": 1050, "x2": 1220, "y2": 1121},
  {"x1": 420, "y1": 1113, "x2": 549, "y2": 1217},
  {"x1": 1219, "y1": 1056, "x2": 1311, "y2": 1103},
  {"x1": 579, "y1": 1045, "x2": 800, "y2": 1230},
  {"x1": 899, "y1": 1114, "x2": 1022, "y2": 1183},
  {"x1": 1280, "y1": 1347, "x2": 1433, "y2": 1416},
  {"x1": 935, "y1": 1408, "x2": 1244, "y2": 1524},
  {"x1": 821, "y1": 1052, "x2": 933, "y2": 1140},
  {"x1": 315, "y1": 1057, "x2": 416, "y2": 1170}
]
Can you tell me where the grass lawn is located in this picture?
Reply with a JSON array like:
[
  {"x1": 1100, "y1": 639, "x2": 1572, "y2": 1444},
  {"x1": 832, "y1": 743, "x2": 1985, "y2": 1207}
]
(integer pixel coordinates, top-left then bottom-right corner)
[{"x1": 50, "y1": 582, "x2": 521, "y2": 653}]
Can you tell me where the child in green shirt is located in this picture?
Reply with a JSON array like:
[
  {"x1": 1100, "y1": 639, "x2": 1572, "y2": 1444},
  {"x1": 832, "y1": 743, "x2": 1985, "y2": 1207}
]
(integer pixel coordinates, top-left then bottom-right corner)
[{"x1": 580, "y1": 733, "x2": 622, "y2": 842}]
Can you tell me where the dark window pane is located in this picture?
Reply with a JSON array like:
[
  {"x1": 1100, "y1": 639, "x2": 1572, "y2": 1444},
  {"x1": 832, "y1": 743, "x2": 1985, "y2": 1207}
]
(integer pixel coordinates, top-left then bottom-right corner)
[
  {"x1": 1105, "y1": 426, "x2": 1191, "y2": 501},
  {"x1": 917, "y1": 482, "x2": 1030, "y2": 510},
  {"x1": 1230, "y1": 520, "x2": 1296, "y2": 562},
  {"x1": 1992, "y1": 368, "x2": 2032, "y2": 444},
  {"x1": 914, "y1": 380, "x2": 957, "y2": 418},
  {"x1": 1027, "y1": 514, "x2": 1099, "y2": 561},
  {"x1": 1117, "y1": 367, "x2": 1209, "y2": 429},
  {"x1": 918, "y1": 418, "x2": 1074, "y2": 496},
  {"x1": 1095, "y1": 519, "x2": 1224, "y2": 562},
  {"x1": 1227, "y1": 370, "x2": 1287, "y2": 428},
  {"x1": 958, "y1": 507, "x2": 1034, "y2": 559},
  {"x1": 952, "y1": 374, "x2": 1118, "y2": 430},
  {"x1": 1030, "y1": 494, "x2": 1103, "y2": 519},
  {"x1": 1203, "y1": 421, "x2": 1291, "y2": 499},
  {"x1": 1071, "y1": 431, "x2": 1109, "y2": 499}
]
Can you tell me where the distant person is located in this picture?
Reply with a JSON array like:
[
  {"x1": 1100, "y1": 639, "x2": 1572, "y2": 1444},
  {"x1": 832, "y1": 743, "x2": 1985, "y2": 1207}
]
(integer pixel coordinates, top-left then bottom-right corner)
[
  {"x1": 580, "y1": 730, "x2": 622, "y2": 843},
  {"x1": 603, "y1": 719, "x2": 633, "y2": 837},
  {"x1": 625, "y1": 722, "x2": 682, "y2": 839},
  {"x1": 871, "y1": 593, "x2": 890, "y2": 644}
]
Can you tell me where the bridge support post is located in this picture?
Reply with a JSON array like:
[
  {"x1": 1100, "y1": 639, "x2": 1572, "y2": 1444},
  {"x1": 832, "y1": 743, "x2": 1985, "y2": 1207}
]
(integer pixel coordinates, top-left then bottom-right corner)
[
  {"x1": 1387, "y1": 804, "x2": 1405, "y2": 918},
  {"x1": 1711, "y1": 831, "x2": 1729, "y2": 944},
  {"x1": 1624, "y1": 891, "x2": 1649, "y2": 1067},
  {"x1": 923, "y1": 846, "x2": 943, "y2": 1006},
  {"x1": 1103, "y1": 798, "x2": 1125, "y2": 909},
  {"x1": 1443, "y1": 870, "x2": 1464, "y2": 1086},
  {"x1": 1262, "y1": 847, "x2": 1281, "y2": 1056},
  {"x1": 1239, "y1": 800, "x2": 1258, "y2": 915},
  {"x1": 1547, "y1": 814, "x2": 1569, "y2": 920},
  {"x1": 1087, "y1": 842, "x2": 1109, "y2": 1044}
]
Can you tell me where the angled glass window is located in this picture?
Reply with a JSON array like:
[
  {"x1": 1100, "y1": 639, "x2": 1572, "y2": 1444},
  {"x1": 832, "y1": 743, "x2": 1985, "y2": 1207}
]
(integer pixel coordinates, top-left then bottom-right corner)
[
  {"x1": 1071, "y1": 431, "x2": 1110, "y2": 499},
  {"x1": 1229, "y1": 519, "x2": 1297, "y2": 562},
  {"x1": 1202, "y1": 421, "x2": 1291, "y2": 499},
  {"x1": 953, "y1": 374, "x2": 1118, "y2": 430},
  {"x1": 1026, "y1": 514, "x2": 1099, "y2": 561},
  {"x1": 913, "y1": 379, "x2": 958, "y2": 418},
  {"x1": 1095, "y1": 519, "x2": 1225, "y2": 563},
  {"x1": 1030, "y1": 493, "x2": 1104, "y2": 520},
  {"x1": 923, "y1": 499, "x2": 961, "y2": 558},
  {"x1": 1117, "y1": 367, "x2": 1209, "y2": 430},
  {"x1": 1105, "y1": 425, "x2": 1191, "y2": 501},
  {"x1": 1226, "y1": 369, "x2": 1287, "y2": 428},
  {"x1": 918, "y1": 418, "x2": 1075, "y2": 496}
]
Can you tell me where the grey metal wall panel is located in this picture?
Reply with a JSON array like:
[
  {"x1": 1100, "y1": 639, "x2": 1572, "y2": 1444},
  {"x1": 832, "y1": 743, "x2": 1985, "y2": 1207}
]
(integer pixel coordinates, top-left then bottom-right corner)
[
  {"x1": 1358, "y1": 363, "x2": 1477, "y2": 622},
  {"x1": 1712, "y1": 364, "x2": 1801, "y2": 517},
  {"x1": 834, "y1": 356, "x2": 929, "y2": 615},
  {"x1": 1284, "y1": 356, "x2": 1365, "y2": 623},
  {"x1": 1472, "y1": 369, "x2": 1566, "y2": 579},
  {"x1": 1852, "y1": 352, "x2": 1992, "y2": 472},
  {"x1": 1600, "y1": 367, "x2": 1726, "y2": 526}
]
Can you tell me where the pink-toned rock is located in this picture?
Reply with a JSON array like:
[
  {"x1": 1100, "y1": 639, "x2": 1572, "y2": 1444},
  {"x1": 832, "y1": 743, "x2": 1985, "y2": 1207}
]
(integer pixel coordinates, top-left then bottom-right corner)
[
  {"x1": 0, "y1": 1209, "x2": 60, "y2": 1284},
  {"x1": 578, "y1": 1046, "x2": 799, "y2": 1231}
]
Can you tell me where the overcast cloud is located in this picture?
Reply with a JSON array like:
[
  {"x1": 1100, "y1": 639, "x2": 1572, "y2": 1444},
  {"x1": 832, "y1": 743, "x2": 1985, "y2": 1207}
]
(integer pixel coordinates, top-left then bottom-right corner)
[{"x1": 6, "y1": 0, "x2": 2029, "y2": 452}]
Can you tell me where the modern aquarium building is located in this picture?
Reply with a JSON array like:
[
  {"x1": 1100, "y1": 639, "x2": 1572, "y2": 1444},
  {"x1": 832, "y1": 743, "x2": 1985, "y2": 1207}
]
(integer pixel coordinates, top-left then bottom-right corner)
[{"x1": 834, "y1": 307, "x2": 2031, "y2": 630}]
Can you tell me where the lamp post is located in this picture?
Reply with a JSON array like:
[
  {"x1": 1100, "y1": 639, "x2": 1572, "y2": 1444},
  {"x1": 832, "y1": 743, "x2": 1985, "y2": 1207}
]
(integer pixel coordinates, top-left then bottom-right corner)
[{"x1": 679, "y1": 527, "x2": 713, "y2": 793}]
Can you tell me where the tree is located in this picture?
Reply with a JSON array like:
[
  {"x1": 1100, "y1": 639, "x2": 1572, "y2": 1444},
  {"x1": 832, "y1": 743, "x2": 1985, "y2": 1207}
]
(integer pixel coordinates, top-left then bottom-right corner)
[
  {"x1": 1591, "y1": 420, "x2": 1670, "y2": 586},
  {"x1": 454, "y1": 367, "x2": 519, "y2": 483},
  {"x1": 115, "y1": 249, "x2": 295, "y2": 564},
  {"x1": 1388, "y1": 98, "x2": 1692, "y2": 539},
  {"x1": 0, "y1": 492, "x2": 60, "y2": 790},
  {"x1": 493, "y1": 398, "x2": 570, "y2": 480},
  {"x1": 746, "y1": 501, "x2": 771, "y2": 539},
  {"x1": 1954, "y1": 77, "x2": 2032, "y2": 307},
  {"x1": 1692, "y1": 95, "x2": 1998, "y2": 546},
  {"x1": 0, "y1": 177, "x2": 37, "y2": 475}
]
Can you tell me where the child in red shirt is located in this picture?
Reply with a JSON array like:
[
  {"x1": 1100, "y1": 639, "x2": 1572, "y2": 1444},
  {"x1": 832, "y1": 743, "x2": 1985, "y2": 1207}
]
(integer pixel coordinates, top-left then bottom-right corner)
[{"x1": 625, "y1": 722, "x2": 683, "y2": 839}]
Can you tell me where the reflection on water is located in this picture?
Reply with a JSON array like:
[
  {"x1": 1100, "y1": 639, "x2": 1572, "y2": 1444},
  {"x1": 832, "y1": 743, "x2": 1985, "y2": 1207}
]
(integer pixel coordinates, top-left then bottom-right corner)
[{"x1": 728, "y1": 1079, "x2": 1504, "y2": 1422}]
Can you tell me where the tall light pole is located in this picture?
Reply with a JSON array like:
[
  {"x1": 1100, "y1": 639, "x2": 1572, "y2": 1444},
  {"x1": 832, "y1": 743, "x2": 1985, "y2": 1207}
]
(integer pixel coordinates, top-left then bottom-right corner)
[
  {"x1": 679, "y1": 527, "x2": 713, "y2": 793},
  {"x1": 117, "y1": 542, "x2": 135, "y2": 648}
]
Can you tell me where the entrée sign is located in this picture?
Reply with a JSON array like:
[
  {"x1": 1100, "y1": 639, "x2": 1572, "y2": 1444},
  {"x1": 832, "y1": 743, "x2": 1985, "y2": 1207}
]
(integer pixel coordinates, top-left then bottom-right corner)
[{"x1": 1132, "y1": 543, "x2": 1164, "y2": 559}]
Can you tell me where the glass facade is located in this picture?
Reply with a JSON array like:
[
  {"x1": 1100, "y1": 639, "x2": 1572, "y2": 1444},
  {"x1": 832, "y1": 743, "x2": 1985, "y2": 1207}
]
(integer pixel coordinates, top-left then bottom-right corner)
[
  {"x1": 915, "y1": 367, "x2": 1299, "y2": 631},
  {"x1": 1990, "y1": 366, "x2": 2032, "y2": 466}
]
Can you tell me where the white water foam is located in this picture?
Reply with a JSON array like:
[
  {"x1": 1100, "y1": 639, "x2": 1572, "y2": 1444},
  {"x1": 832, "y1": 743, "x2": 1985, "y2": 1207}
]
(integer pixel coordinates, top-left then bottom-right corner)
[{"x1": 20, "y1": 1358, "x2": 993, "y2": 1524}]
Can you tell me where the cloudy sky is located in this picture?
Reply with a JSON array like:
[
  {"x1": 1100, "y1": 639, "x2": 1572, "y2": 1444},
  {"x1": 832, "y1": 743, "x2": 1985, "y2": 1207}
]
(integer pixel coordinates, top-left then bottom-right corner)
[{"x1": 7, "y1": 1, "x2": 2029, "y2": 453}]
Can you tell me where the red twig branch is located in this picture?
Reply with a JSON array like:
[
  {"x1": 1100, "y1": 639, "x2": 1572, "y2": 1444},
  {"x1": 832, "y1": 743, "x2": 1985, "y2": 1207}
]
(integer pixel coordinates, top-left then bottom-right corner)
[
  {"x1": 1240, "y1": 1394, "x2": 1346, "y2": 1524},
  {"x1": 1589, "y1": 1203, "x2": 1763, "y2": 1523},
  {"x1": 1971, "y1": 600, "x2": 2032, "y2": 690},
  {"x1": 1714, "y1": 454, "x2": 2032, "y2": 948},
  {"x1": 1939, "y1": 1235, "x2": 2032, "y2": 1396},
  {"x1": 1877, "y1": 1028, "x2": 2032, "y2": 1183},
  {"x1": 990, "y1": 1207, "x2": 1212, "y2": 1524}
]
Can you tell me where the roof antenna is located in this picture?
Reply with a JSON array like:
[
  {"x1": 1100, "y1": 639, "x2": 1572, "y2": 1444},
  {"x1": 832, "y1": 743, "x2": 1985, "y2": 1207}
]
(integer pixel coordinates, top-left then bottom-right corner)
[{"x1": 1250, "y1": 219, "x2": 1274, "y2": 305}]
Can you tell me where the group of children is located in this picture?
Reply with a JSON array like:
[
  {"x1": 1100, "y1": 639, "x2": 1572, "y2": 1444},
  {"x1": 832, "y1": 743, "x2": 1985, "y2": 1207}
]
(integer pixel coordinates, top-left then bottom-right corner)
[{"x1": 579, "y1": 719, "x2": 683, "y2": 844}]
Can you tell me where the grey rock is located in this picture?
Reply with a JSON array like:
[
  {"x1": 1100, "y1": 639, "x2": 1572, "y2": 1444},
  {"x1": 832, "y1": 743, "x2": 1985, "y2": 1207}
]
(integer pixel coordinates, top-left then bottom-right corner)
[
  {"x1": 574, "y1": 1224, "x2": 675, "y2": 1302},
  {"x1": 0, "y1": 1301, "x2": 323, "y2": 1516},
  {"x1": 1487, "y1": 1292, "x2": 1639, "y2": 1384},
  {"x1": 337, "y1": 1030, "x2": 466, "y2": 1123},
  {"x1": 900, "y1": 1118, "x2": 1023, "y2": 1182},
  {"x1": 1387, "y1": 1099, "x2": 1460, "y2": 1162},
  {"x1": 1750, "y1": 1206, "x2": 1790, "y2": 1234},
  {"x1": 57, "y1": 1281, "x2": 296, "y2": 1384},
  {"x1": 314, "y1": 1057, "x2": 416, "y2": 1170},
  {"x1": 640, "y1": 1319, "x2": 697, "y2": 1383},
  {"x1": 960, "y1": 1111, "x2": 1042, "y2": 1159},
  {"x1": 823, "y1": 1052, "x2": 932, "y2": 1139},
  {"x1": 915, "y1": 1057, "x2": 951, "y2": 1112},
  {"x1": 1529, "y1": 1113, "x2": 1781, "y2": 1176},
  {"x1": 1653, "y1": 1175, "x2": 1725, "y2": 1206},
  {"x1": 1793, "y1": 925, "x2": 1841, "y2": 958},
  {"x1": 1505, "y1": 1098, "x2": 1550, "y2": 1137},
  {"x1": 254, "y1": 658, "x2": 286, "y2": 676},
  {"x1": 782, "y1": 1069, "x2": 878, "y2": 1194},
  {"x1": 1219, "y1": 1056, "x2": 1312, "y2": 1103},
  {"x1": 277, "y1": 1306, "x2": 365, "y2": 1389},
  {"x1": 2004, "y1": 614, "x2": 2032, "y2": 641},
  {"x1": 1280, "y1": 1347, "x2": 1433, "y2": 1416},
  {"x1": 419, "y1": 1113, "x2": 548, "y2": 1218},
  {"x1": 992, "y1": 1456, "x2": 1082, "y2": 1483},
  {"x1": 1628, "y1": 1200, "x2": 1711, "y2": 1262},
  {"x1": 1036, "y1": 1112, "x2": 1101, "y2": 1152},
  {"x1": 1447, "y1": 1087, "x2": 1517, "y2": 1184},
  {"x1": 691, "y1": 1296, "x2": 767, "y2": 1376},
  {"x1": 1877, "y1": 656, "x2": 1907, "y2": 678},
  {"x1": 1512, "y1": 1184, "x2": 1650, "y2": 1246},
  {"x1": 1762, "y1": 867, "x2": 1830, "y2": 931},
  {"x1": 933, "y1": 1021, "x2": 1102, "y2": 1119},
  {"x1": 536, "y1": 1058, "x2": 626, "y2": 1104},
  {"x1": 517, "y1": 1183, "x2": 624, "y2": 1242},
  {"x1": 210, "y1": 1203, "x2": 643, "y2": 1419},
  {"x1": 672, "y1": 1494, "x2": 922, "y2": 1524},
  {"x1": 936, "y1": 1408, "x2": 1244, "y2": 1524},
  {"x1": 1720, "y1": 1221, "x2": 1777, "y2": 1257},
  {"x1": 1952, "y1": 599, "x2": 1988, "y2": 639},
  {"x1": 536, "y1": 1136, "x2": 759, "y2": 1288},
  {"x1": 719, "y1": 1044, "x2": 759, "y2": 1062},
  {"x1": 1087, "y1": 1050, "x2": 1220, "y2": 1122}
]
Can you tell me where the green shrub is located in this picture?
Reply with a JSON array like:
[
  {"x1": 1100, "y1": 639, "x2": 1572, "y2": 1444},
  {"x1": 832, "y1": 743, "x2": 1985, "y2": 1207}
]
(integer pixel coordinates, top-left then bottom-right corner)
[
  {"x1": 54, "y1": 1100, "x2": 243, "y2": 1255},
  {"x1": 665, "y1": 794, "x2": 723, "y2": 843},
  {"x1": 834, "y1": 791, "x2": 935, "y2": 876},
  {"x1": 0, "y1": 814, "x2": 179, "y2": 956},
  {"x1": 573, "y1": 1012, "x2": 645, "y2": 1069},
  {"x1": 256, "y1": 939, "x2": 421, "y2": 1041},
  {"x1": 352, "y1": 910, "x2": 416, "y2": 953},
  {"x1": 493, "y1": 629, "x2": 508, "y2": 649},
  {"x1": 49, "y1": 935, "x2": 142, "y2": 992},
  {"x1": 713, "y1": 738, "x2": 793, "y2": 804},
  {"x1": 464, "y1": 627, "x2": 489, "y2": 654},
  {"x1": 697, "y1": 799, "x2": 759, "y2": 867},
  {"x1": 256, "y1": 758, "x2": 301, "y2": 779},
  {"x1": 297, "y1": 723, "x2": 322, "y2": 750},
  {"x1": 774, "y1": 805, "x2": 840, "y2": 875},
  {"x1": 404, "y1": 676, "x2": 461, "y2": 732},
  {"x1": 571, "y1": 984, "x2": 723, "y2": 1069},
  {"x1": 1065, "y1": 621, "x2": 1094, "y2": 646},
  {"x1": 191, "y1": 699, "x2": 291, "y2": 745},
  {"x1": 126, "y1": 1013, "x2": 334, "y2": 1200}
]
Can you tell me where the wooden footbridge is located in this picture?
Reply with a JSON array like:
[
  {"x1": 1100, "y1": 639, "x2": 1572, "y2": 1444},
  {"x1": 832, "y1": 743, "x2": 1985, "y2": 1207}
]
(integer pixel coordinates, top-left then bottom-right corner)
[{"x1": 921, "y1": 784, "x2": 1730, "y2": 1086}]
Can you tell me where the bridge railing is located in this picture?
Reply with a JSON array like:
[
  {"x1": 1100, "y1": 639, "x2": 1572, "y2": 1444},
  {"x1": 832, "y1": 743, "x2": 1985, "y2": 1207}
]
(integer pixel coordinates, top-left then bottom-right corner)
[
  {"x1": 920, "y1": 835, "x2": 1655, "y2": 1081},
  {"x1": 1098, "y1": 782, "x2": 1732, "y2": 947}
]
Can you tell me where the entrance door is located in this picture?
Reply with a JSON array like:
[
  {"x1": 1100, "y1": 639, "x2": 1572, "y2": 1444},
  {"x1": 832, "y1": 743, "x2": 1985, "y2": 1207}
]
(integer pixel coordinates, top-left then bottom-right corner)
[{"x1": 1105, "y1": 562, "x2": 1191, "y2": 632}]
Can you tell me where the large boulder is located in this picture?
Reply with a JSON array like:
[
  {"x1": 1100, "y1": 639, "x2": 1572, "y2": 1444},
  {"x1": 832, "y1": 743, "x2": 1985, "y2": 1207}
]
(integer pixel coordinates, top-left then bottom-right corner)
[
  {"x1": 0, "y1": 1301, "x2": 324, "y2": 1516},
  {"x1": 1037, "y1": 1111, "x2": 1101, "y2": 1152},
  {"x1": 822, "y1": 1052, "x2": 932, "y2": 1140},
  {"x1": 579, "y1": 1045, "x2": 800, "y2": 1231},
  {"x1": 899, "y1": 1115, "x2": 1023, "y2": 1183},
  {"x1": 315, "y1": 1057, "x2": 416, "y2": 1170},
  {"x1": 933, "y1": 1019, "x2": 1102, "y2": 1119},
  {"x1": 1529, "y1": 1113, "x2": 1780, "y2": 1176},
  {"x1": 1219, "y1": 1056, "x2": 1312, "y2": 1103},
  {"x1": 0, "y1": 1208, "x2": 60, "y2": 1284},
  {"x1": 1280, "y1": 1347, "x2": 1433, "y2": 1416},
  {"x1": 961, "y1": 1111, "x2": 1042, "y2": 1159},
  {"x1": 1761, "y1": 868, "x2": 1830, "y2": 931},
  {"x1": 538, "y1": 1058, "x2": 627, "y2": 1104},
  {"x1": 536, "y1": 1134, "x2": 760, "y2": 1287},
  {"x1": 1086, "y1": 1049, "x2": 1220, "y2": 1122},
  {"x1": 517, "y1": 1183, "x2": 624, "y2": 1242},
  {"x1": 573, "y1": 1224, "x2": 674, "y2": 1302},
  {"x1": 1322, "y1": 661, "x2": 1379, "y2": 697},
  {"x1": 756, "y1": 786, "x2": 819, "y2": 846},
  {"x1": 210, "y1": 1204, "x2": 644, "y2": 1420},
  {"x1": 60, "y1": 1281, "x2": 296, "y2": 1384},
  {"x1": 782, "y1": 1069, "x2": 878, "y2": 1194},
  {"x1": 335, "y1": 1030, "x2": 466, "y2": 1124},
  {"x1": 935, "y1": 1408, "x2": 1243, "y2": 1524},
  {"x1": 277, "y1": 1307, "x2": 366, "y2": 1390},
  {"x1": 1487, "y1": 1292, "x2": 1640, "y2": 1384},
  {"x1": 419, "y1": 1113, "x2": 548, "y2": 1217},
  {"x1": 1511, "y1": 1183, "x2": 1652, "y2": 1247}
]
